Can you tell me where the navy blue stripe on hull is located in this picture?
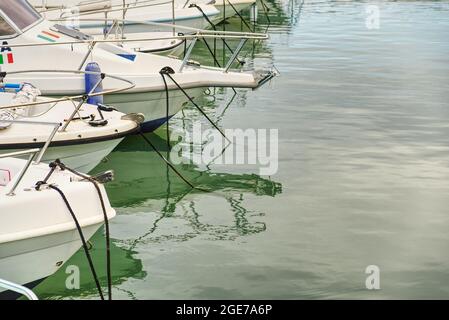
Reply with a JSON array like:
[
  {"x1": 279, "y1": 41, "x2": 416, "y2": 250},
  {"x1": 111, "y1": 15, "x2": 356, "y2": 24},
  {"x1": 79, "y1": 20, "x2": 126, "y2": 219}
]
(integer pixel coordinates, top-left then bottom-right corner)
[{"x1": 140, "y1": 116, "x2": 174, "y2": 133}]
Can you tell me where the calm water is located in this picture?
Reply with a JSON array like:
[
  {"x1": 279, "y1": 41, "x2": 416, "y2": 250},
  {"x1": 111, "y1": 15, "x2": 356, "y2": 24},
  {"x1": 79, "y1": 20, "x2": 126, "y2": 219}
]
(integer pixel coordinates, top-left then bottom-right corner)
[{"x1": 36, "y1": 0, "x2": 449, "y2": 299}]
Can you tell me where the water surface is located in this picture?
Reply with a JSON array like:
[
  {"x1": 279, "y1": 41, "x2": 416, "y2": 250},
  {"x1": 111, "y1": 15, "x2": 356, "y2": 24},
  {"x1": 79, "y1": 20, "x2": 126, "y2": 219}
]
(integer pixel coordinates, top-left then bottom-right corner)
[{"x1": 36, "y1": 0, "x2": 449, "y2": 299}]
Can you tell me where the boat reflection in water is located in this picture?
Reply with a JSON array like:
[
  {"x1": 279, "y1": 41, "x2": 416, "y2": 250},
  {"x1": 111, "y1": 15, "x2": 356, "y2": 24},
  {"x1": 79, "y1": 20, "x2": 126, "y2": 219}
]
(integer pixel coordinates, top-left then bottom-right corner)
[
  {"x1": 98, "y1": 132, "x2": 282, "y2": 237},
  {"x1": 33, "y1": 131, "x2": 282, "y2": 299},
  {"x1": 30, "y1": 4, "x2": 292, "y2": 299},
  {"x1": 34, "y1": 231, "x2": 146, "y2": 300}
]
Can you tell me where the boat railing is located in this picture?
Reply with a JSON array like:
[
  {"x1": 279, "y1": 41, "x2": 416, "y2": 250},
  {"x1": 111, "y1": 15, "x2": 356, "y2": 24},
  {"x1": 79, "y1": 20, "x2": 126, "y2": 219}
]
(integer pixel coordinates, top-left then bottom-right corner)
[
  {"x1": 38, "y1": 0, "x2": 179, "y2": 36},
  {"x1": 0, "y1": 70, "x2": 135, "y2": 122},
  {"x1": 0, "y1": 69, "x2": 136, "y2": 194},
  {"x1": 1, "y1": 69, "x2": 135, "y2": 99},
  {"x1": 56, "y1": 18, "x2": 268, "y2": 38},
  {"x1": 0, "y1": 278, "x2": 39, "y2": 300},
  {"x1": 39, "y1": 0, "x2": 177, "y2": 18},
  {"x1": 0, "y1": 148, "x2": 42, "y2": 196},
  {"x1": 5, "y1": 21, "x2": 268, "y2": 73},
  {"x1": 0, "y1": 69, "x2": 135, "y2": 124}
]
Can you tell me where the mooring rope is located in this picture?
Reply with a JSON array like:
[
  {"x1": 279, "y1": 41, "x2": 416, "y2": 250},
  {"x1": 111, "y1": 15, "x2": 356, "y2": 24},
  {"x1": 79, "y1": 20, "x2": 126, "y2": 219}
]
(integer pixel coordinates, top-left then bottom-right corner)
[
  {"x1": 45, "y1": 184, "x2": 105, "y2": 300},
  {"x1": 36, "y1": 160, "x2": 113, "y2": 300},
  {"x1": 188, "y1": 4, "x2": 245, "y2": 67},
  {"x1": 259, "y1": 0, "x2": 272, "y2": 26},
  {"x1": 138, "y1": 131, "x2": 209, "y2": 193},
  {"x1": 225, "y1": 0, "x2": 255, "y2": 32},
  {"x1": 159, "y1": 67, "x2": 231, "y2": 144},
  {"x1": 160, "y1": 67, "x2": 172, "y2": 150}
]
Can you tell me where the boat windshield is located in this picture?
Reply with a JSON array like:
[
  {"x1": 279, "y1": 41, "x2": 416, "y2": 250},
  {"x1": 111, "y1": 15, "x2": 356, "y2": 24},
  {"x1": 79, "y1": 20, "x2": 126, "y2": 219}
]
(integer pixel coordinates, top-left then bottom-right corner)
[
  {"x1": 0, "y1": 0, "x2": 41, "y2": 31},
  {"x1": 0, "y1": 16, "x2": 16, "y2": 37}
]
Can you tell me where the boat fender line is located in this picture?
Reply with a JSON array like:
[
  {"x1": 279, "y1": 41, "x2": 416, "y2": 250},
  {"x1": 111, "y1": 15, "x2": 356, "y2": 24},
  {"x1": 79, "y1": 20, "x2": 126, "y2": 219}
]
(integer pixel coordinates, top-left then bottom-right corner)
[
  {"x1": 88, "y1": 105, "x2": 110, "y2": 127},
  {"x1": 159, "y1": 68, "x2": 231, "y2": 144},
  {"x1": 85, "y1": 62, "x2": 105, "y2": 106},
  {"x1": 35, "y1": 160, "x2": 113, "y2": 300},
  {"x1": 90, "y1": 103, "x2": 117, "y2": 126},
  {"x1": 98, "y1": 104, "x2": 117, "y2": 112}
]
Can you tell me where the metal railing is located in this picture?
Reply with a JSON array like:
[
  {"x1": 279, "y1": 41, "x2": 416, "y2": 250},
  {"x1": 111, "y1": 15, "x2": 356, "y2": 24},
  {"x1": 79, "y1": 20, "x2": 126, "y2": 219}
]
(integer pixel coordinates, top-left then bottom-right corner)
[
  {"x1": 0, "y1": 119, "x2": 60, "y2": 165},
  {"x1": 4, "y1": 19, "x2": 268, "y2": 74},
  {"x1": 40, "y1": 0, "x2": 176, "y2": 17},
  {"x1": 0, "y1": 70, "x2": 135, "y2": 195},
  {"x1": 0, "y1": 278, "x2": 39, "y2": 300},
  {"x1": 5, "y1": 36, "x2": 264, "y2": 74},
  {"x1": 31, "y1": 0, "x2": 268, "y2": 72},
  {"x1": 0, "y1": 148, "x2": 41, "y2": 197},
  {"x1": 0, "y1": 69, "x2": 135, "y2": 100},
  {"x1": 31, "y1": 0, "x2": 269, "y2": 72}
]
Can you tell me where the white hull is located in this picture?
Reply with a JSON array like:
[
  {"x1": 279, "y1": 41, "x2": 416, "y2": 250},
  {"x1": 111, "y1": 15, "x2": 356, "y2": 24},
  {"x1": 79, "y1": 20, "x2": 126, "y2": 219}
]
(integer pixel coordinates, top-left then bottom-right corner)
[
  {"x1": 97, "y1": 32, "x2": 185, "y2": 53},
  {"x1": 3, "y1": 19, "x2": 271, "y2": 131},
  {"x1": 0, "y1": 91, "x2": 138, "y2": 173},
  {"x1": 0, "y1": 224, "x2": 102, "y2": 293},
  {"x1": 0, "y1": 158, "x2": 116, "y2": 295},
  {"x1": 0, "y1": 138, "x2": 124, "y2": 173},
  {"x1": 212, "y1": 0, "x2": 256, "y2": 23},
  {"x1": 103, "y1": 87, "x2": 204, "y2": 125},
  {"x1": 80, "y1": 15, "x2": 212, "y2": 35},
  {"x1": 34, "y1": 1, "x2": 220, "y2": 34}
]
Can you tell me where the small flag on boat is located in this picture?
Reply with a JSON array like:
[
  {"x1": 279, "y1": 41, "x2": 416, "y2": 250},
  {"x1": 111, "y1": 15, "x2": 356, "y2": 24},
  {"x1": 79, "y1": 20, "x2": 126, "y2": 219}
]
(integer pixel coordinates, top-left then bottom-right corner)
[
  {"x1": 0, "y1": 41, "x2": 14, "y2": 65},
  {"x1": 37, "y1": 30, "x2": 60, "y2": 43}
]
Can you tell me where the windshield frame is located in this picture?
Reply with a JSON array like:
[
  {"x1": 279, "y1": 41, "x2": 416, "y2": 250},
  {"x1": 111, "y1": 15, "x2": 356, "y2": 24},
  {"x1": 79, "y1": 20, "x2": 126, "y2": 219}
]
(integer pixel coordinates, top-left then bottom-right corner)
[
  {"x1": 0, "y1": 2, "x2": 43, "y2": 40},
  {"x1": 0, "y1": 10, "x2": 19, "y2": 39}
]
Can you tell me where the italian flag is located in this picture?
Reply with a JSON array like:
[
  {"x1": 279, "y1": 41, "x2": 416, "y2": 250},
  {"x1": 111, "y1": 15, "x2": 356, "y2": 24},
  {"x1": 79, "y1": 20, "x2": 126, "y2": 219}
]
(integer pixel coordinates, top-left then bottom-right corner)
[
  {"x1": 0, "y1": 42, "x2": 13, "y2": 65},
  {"x1": 0, "y1": 53, "x2": 13, "y2": 65}
]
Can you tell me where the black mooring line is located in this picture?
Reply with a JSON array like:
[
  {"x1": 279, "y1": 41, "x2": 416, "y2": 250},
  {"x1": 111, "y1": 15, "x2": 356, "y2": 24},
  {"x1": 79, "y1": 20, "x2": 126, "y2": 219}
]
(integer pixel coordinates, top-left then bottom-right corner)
[
  {"x1": 201, "y1": 37, "x2": 222, "y2": 68},
  {"x1": 42, "y1": 160, "x2": 113, "y2": 300},
  {"x1": 160, "y1": 71, "x2": 171, "y2": 151},
  {"x1": 139, "y1": 132, "x2": 210, "y2": 193},
  {"x1": 226, "y1": 0, "x2": 255, "y2": 32},
  {"x1": 48, "y1": 185, "x2": 105, "y2": 301},
  {"x1": 163, "y1": 73, "x2": 232, "y2": 144},
  {"x1": 189, "y1": 3, "x2": 244, "y2": 66}
]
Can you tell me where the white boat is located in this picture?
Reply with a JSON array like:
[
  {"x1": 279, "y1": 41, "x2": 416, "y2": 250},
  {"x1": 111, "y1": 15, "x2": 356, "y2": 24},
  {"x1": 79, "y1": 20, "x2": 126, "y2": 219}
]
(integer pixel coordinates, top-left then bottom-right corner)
[
  {"x1": 96, "y1": 31, "x2": 185, "y2": 54},
  {"x1": 31, "y1": 0, "x2": 221, "y2": 33},
  {"x1": 0, "y1": 83, "x2": 142, "y2": 173},
  {"x1": 33, "y1": 0, "x2": 256, "y2": 32},
  {"x1": 0, "y1": 149, "x2": 116, "y2": 299},
  {"x1": 2, "y1": 1, "x2": 275, "y2": 133}
]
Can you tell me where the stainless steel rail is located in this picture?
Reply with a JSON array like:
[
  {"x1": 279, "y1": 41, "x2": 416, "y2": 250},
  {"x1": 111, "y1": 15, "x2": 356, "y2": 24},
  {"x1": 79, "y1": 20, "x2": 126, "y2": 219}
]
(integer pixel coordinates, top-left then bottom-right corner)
[
  {"x1": 0, "y1": 147, "x2": 41, "y2": 196},
  {"x1": 0, "y1": 70, "x2": 128, "y2": 195},
  {"x1": 0, "y1": 278, "x2": 39, "y2": 300},
  {"x1": 4, "y1": 20, "x2": 266, "y2": 74},
  {"x1": 0, "y1": 69, "x2": 135, "y2": 110}
]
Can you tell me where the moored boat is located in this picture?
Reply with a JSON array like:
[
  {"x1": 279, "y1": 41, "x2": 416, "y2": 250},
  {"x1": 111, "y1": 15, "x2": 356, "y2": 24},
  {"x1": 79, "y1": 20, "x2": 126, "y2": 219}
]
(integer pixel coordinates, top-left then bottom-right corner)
[
  {"x1": 1, "y1": 1, "x2": 275, "y2": 133},
  {"x1": 31, "y1": 0, "x2": 221, "y2": 33},
  {"x1": 0, "y1": 149, "x2": 116, "y2": 299},
  {"x1": 0, "y1": 83, "x2": 143, "y2": 173}
]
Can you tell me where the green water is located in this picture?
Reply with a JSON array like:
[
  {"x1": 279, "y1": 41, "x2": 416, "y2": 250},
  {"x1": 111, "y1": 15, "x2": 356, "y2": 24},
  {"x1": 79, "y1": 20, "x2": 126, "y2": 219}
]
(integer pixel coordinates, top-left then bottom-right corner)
[{"x1": 36, "y1": 0, "x2": 449, "y2": 299}]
